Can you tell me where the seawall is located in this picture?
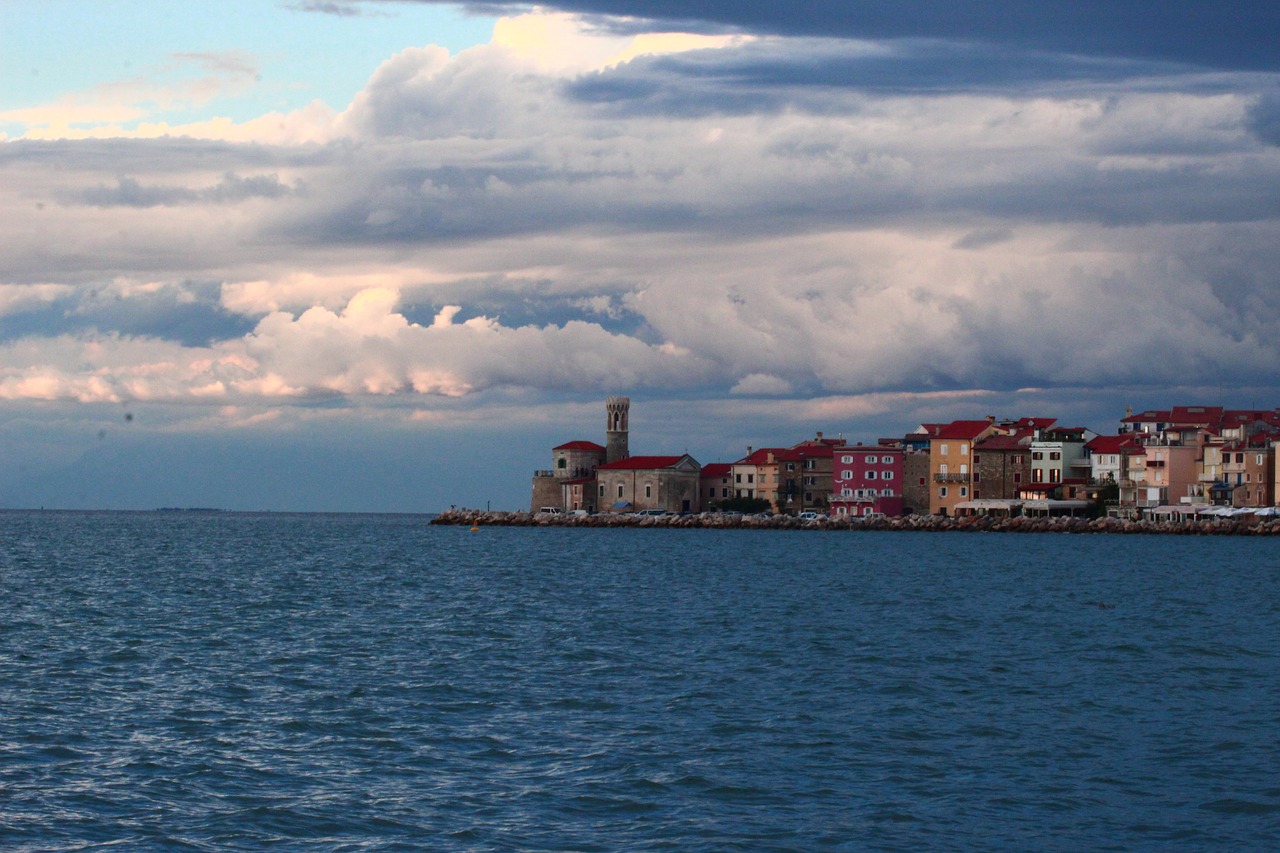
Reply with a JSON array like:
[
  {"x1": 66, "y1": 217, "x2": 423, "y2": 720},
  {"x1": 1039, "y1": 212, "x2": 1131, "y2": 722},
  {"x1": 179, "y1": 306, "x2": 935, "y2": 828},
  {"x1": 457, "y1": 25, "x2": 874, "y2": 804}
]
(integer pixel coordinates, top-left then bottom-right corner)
[{"x1": 430, "y1": 510, "x2": 1280, "y2": 535}]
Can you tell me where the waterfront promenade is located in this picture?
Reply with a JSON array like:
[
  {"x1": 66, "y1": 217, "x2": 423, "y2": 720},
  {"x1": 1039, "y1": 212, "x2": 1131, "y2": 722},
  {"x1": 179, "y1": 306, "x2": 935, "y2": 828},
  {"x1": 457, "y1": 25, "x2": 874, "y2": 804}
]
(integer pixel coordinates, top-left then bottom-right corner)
[{"x1": 431, "y1": 509, "x2": 1280, "y2": 535}]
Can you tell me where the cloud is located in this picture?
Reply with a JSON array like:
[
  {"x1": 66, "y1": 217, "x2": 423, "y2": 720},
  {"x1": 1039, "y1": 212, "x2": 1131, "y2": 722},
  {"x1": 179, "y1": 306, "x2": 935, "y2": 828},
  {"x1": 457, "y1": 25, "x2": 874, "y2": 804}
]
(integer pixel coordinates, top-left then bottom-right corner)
[
  {"x1": 392, "y1": 1, "x2": 1280, "y2": 72},
  {"x1": 0, "y1": 51, "x2": 264, "y2": 139},
  {"x1": 71, "y1": 173, "x2": 300, "y2": 208},
  {"x1": 2, "y1": 4, "x2": 1280, "y2": 425}
]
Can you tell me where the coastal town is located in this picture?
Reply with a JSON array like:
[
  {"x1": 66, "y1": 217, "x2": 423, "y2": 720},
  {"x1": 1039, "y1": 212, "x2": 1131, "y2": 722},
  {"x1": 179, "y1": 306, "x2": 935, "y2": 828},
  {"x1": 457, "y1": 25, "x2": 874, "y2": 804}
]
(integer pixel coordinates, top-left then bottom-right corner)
[{"x1": 507, "y1": 397, "x2": 1280, "y2": 525}]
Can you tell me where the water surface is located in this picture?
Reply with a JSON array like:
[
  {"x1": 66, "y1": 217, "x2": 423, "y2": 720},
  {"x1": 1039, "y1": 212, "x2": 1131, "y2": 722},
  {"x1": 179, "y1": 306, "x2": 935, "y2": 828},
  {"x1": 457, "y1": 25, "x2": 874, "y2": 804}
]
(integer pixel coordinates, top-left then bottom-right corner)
[{"x1": 2, "y1": 512, "x2": 1278, "y2": 850}]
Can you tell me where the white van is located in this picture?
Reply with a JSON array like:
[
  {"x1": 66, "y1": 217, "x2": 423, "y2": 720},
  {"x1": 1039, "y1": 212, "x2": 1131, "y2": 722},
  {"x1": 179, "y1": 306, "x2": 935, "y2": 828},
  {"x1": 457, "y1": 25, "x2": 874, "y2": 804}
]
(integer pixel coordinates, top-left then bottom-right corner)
[{"x1": 537, "y1": 507, "x2": 563, "y2": 515}]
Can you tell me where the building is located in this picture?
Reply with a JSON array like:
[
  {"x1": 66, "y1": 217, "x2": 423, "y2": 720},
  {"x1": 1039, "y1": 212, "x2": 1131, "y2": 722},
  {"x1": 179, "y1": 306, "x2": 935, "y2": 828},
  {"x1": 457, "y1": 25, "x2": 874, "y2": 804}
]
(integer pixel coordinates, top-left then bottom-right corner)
[
  {"x1": 596, "y1": 455, "x2": 702, "y2": 513},
  {"x1": 730, "y1": 447, "x2": 781, "y2": 502},
  {"x1": 605, "y1": 396, "x2": 630, "y2": 464},
  {"x1": 926, "y1": 419, "x2": 1007, "y2": 515},
  {"x1": 530, "y1": 398, "x2": 628, "y2": 512},
  {"x1": 700, "y1": 463, "x2": 733, "y2": 509},
  {"x1": 829, "y1": 445, "x2": 904, "y2": 516},
  {"x1": 973, "y1": 432, "x2": 1034, "y2": 501}
]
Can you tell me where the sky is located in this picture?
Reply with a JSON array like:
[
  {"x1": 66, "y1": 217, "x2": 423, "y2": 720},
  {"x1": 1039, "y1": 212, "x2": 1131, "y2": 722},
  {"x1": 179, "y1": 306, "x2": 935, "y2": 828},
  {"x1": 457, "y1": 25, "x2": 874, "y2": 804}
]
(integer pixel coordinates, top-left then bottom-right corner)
[{"x1": 2, "y1": 1, "x2": 1279, "y2": 512}]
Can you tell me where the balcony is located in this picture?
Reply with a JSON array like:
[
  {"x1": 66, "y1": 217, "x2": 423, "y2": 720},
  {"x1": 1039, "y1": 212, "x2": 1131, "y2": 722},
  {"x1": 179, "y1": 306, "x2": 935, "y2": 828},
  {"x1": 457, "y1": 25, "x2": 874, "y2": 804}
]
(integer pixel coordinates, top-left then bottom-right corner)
[{"x1": 933, "y1": 473, "x2": 971, "y2": 483}]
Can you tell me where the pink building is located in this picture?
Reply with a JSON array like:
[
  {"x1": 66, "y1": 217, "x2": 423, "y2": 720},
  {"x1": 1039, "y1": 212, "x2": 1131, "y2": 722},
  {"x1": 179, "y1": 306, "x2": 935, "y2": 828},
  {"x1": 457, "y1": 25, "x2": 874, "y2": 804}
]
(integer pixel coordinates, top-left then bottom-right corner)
[{"x1": 829, "y1": 445, "x2": 904, "y2": 517}]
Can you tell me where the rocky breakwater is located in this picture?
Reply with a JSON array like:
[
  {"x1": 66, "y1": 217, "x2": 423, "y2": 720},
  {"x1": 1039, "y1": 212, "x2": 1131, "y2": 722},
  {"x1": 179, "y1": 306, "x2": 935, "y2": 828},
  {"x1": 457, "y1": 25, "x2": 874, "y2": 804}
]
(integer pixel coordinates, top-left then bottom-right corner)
[{"x1": 430, "y1": 510, "x2": 1280, "y2": 535}]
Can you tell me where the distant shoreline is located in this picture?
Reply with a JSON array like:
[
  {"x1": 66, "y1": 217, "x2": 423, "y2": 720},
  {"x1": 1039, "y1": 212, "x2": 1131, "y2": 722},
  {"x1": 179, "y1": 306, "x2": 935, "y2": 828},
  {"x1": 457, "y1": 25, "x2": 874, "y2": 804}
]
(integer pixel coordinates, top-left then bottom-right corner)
[{"x1": 431, "y1": 509, "x2": 1280, "y2": 536}]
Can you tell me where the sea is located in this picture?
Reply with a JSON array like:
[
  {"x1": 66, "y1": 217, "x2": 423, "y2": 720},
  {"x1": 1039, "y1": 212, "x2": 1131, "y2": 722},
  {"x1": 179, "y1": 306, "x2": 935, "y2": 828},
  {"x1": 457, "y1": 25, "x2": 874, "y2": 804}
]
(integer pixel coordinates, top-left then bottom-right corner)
[{"x1": 2, "y1": 510, "x2": 1278, "y2": 852}]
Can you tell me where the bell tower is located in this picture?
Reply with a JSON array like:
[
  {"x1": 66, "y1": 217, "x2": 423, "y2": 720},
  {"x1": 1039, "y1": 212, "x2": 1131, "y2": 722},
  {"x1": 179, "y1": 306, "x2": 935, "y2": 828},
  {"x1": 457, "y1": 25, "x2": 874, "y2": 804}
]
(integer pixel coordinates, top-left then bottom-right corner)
[{"x1": 605, "y1": 396, "x2": 630, "y2": 464}]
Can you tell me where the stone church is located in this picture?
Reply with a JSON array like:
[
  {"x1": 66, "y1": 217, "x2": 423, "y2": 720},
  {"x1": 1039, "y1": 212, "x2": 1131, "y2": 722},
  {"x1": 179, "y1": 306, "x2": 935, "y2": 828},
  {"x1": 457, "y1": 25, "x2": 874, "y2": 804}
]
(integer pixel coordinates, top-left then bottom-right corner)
[{"x1": 529, "y1": 397, "x2": 701, "y2": 513}]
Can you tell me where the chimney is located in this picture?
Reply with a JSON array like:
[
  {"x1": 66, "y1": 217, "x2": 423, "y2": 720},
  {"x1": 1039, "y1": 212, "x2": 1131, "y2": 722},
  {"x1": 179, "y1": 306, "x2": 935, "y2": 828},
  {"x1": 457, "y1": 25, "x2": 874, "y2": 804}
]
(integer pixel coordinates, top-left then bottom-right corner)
[{"x1": 987, "y1": 415, "x2": 995, "y2": 423}]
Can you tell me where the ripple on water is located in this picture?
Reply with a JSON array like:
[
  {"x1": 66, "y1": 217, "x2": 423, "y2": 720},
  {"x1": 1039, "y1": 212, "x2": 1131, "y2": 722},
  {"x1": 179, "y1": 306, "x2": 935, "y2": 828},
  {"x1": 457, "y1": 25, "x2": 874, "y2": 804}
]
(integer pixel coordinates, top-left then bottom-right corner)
[{"x1": 2, "y1": 516, "x2": 1280, "y2": 850}]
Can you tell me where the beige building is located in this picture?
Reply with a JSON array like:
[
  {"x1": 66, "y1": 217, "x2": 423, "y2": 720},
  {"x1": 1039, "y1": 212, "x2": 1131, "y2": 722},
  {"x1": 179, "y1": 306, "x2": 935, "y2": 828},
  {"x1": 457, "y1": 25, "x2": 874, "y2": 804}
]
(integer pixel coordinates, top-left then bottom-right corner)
[
  {"x1": 596, "y1": 454, "x2": 702, "y2": 513},
  {"x1": 927, "y1": 419, "x2": 1006, "y2": 515}
]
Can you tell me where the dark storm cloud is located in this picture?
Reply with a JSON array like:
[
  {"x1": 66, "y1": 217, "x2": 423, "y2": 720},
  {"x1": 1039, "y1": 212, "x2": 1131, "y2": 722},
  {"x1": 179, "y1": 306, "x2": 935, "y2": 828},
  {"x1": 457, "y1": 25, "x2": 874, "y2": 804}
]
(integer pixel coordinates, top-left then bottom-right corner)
[
  {"x1": 72, "y1": 173, "x2": 300, "y2": 208},
  {"x1": 379, "y1": 0, "x2": 1280, "y2": 71},
  {"x1": 563, "y1": 39, "x2": 1195, "y2": 118}
]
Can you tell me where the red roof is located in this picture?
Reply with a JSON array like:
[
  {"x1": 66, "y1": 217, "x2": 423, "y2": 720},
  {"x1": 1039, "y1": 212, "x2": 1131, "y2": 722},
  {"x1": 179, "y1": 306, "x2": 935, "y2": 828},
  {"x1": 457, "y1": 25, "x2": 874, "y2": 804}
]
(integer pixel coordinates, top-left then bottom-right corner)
[
  {"x1": 554, "y1": 440, "x2": 605, "y2": 452},
  {"x1": 788, "y1": 443, "x2": 834, "y2": 459},
  {"x1": 1085, "y1": 434, "x2": 1142, "y2": 454},
  {"x1": 700, "y1": 463, "x2": 732, "y2": 479},
  {"x1": 1016, "y1": 417, "x2": 1058, "y2": 429},
  {"x1": 734, "y1": 448, "x2": 786, "y2": 465},
  {"x1": 931, "y1": 420, "x2": 998, "y2": 440},
  {"x1": 977, "y1": 433, "x2": 1032, "y2": 451},
  {"x1": 597, "y1": 455, "x2": 692, "y2": 471}
]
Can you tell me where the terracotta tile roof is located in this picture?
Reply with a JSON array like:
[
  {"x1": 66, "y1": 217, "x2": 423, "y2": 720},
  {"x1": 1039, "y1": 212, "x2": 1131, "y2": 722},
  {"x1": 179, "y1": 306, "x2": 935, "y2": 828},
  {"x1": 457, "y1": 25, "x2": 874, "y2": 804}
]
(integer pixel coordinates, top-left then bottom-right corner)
[
  {"x1": 597, "y1": 455, "x2": 690, "y2": 471},
  {"x1": 554, "y1": 440, "x2": 606, "y2": 452},
  {"x1": 734, "y1": 448, "x2": 786, "y2": 465},
  {"x1": 1084, "y1": 434, "x2": 1142, "y2": 454},
  {"x1": 977, "y1": 434, "x2": 1032, "y2": 451},
  {"x1": 700, "y1": 463, "x2": 732, "y2": 479},
  {"x1": 931, "y1": 420, "x2": 998, "y2": 440}
]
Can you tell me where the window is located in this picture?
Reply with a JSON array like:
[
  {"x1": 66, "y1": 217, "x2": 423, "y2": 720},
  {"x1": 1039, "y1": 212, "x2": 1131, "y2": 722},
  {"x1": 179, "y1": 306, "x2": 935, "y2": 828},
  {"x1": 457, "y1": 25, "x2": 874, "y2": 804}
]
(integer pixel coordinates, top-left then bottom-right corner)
[
  {"x1": 973, "y1": 455, "x2": 981, "y2": 464},
  {"x1": 804, "y1": 476, "x2": 816, "y2": 486},
  {"x1": 842, "y1": 488, "x2": 852, "y2": 497},
  {"x1": 939, "y1": 486, "x2": 948, "y2": 497},
  {"x1": 959, "y1": 464, "x2": 968, "y2": 475},
  {"x1": 557, "y1": 458, "x2": 566, "y2": 469},
  {"x1": 1050, "y1": 469, "x2": 1061, "y2": 483},
  {"x1": 722, "y1": 488, "x2": 729, "y2": 498},
  {"x1": 974, "y1": 489, "x2": 981, "y2": 499},
  {"x1": 786, "y1": 463, "x2": 796, "y2": 472},
  {"x1": 882, "y1": 488, "x2": 893, "y2": 497},
  {"x1": 1033, "y1": 468, "x2": 1044, "y2": 483},
  {"x1": 804, "y1": 492, "x2": 813, "y2": 501},
  {"x1": 960, "y1": 487, "x2": 969, "y2": 497},
  {"x1": 883, "y1": 471, "x2": 894, "y2": 480},
  {"x1": 940, "y1": 463, "x2": 949, "y2": 475},
  {"x1": 960, "y1": 444, "x2": 968, "y2": 455},
  {"x1": 747, "y1": 474, "x2": 754, "y2": 484},
  {"x1": 919, "y1": 477, "x2": 926, "y2": 486},
  {"x1": 972, "y1": 472, "x2": 980, "y2": 483},
  {"x1": 842, "y1": 455, "x2": 853, "y2": 464},
  {"x1": 940, "y1": 443, "x2": 949, "y2": 455},
  {"x1": 617, "y1": 484, "x2": 624, "y2": 498},
  {"x1": 1259, "y1": 455, "x2": 1266, "y2": 466},
  {"x1": 1032, "y1": 451, "x2": 1044, "y2": 460},
  {"x1": 735, "y1": 473, "x2": 742, "y2": 484},
  {"x1": 1014, "y1": 472, "x2": 1022, "y2": 484},
  {"x1": 1013, "y1": 455, "x2": 1023, "y2": 465},
  {"x1": 645, "y1": 485, "x2": 652, "y2": 498},
  {"x1": 1049, "y1": 451, "x2": 1062, "y2": 461},
  {"x1": 867, "y1": 470, "x2": 878, "y2": 480},
  {"x1": 600, "y1": 485, "x2": 605, "y2": 497},
  {"x1": 842, "y1": 471, "x2": 852, "y2": 480}
]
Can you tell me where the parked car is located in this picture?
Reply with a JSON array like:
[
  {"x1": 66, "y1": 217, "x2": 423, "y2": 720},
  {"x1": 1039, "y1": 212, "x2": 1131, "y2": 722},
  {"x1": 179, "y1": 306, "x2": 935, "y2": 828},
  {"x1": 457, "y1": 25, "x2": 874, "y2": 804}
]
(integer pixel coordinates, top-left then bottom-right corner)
[
  {"x1": 797, "y1": 511, "x2": 828, "y2": 521},
  {"x1": 537, "y1": 507, "x2": 563, "y2": 515},
  {"x1": 637, "y1": 508, "x2": 669, "y2": 517}
]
